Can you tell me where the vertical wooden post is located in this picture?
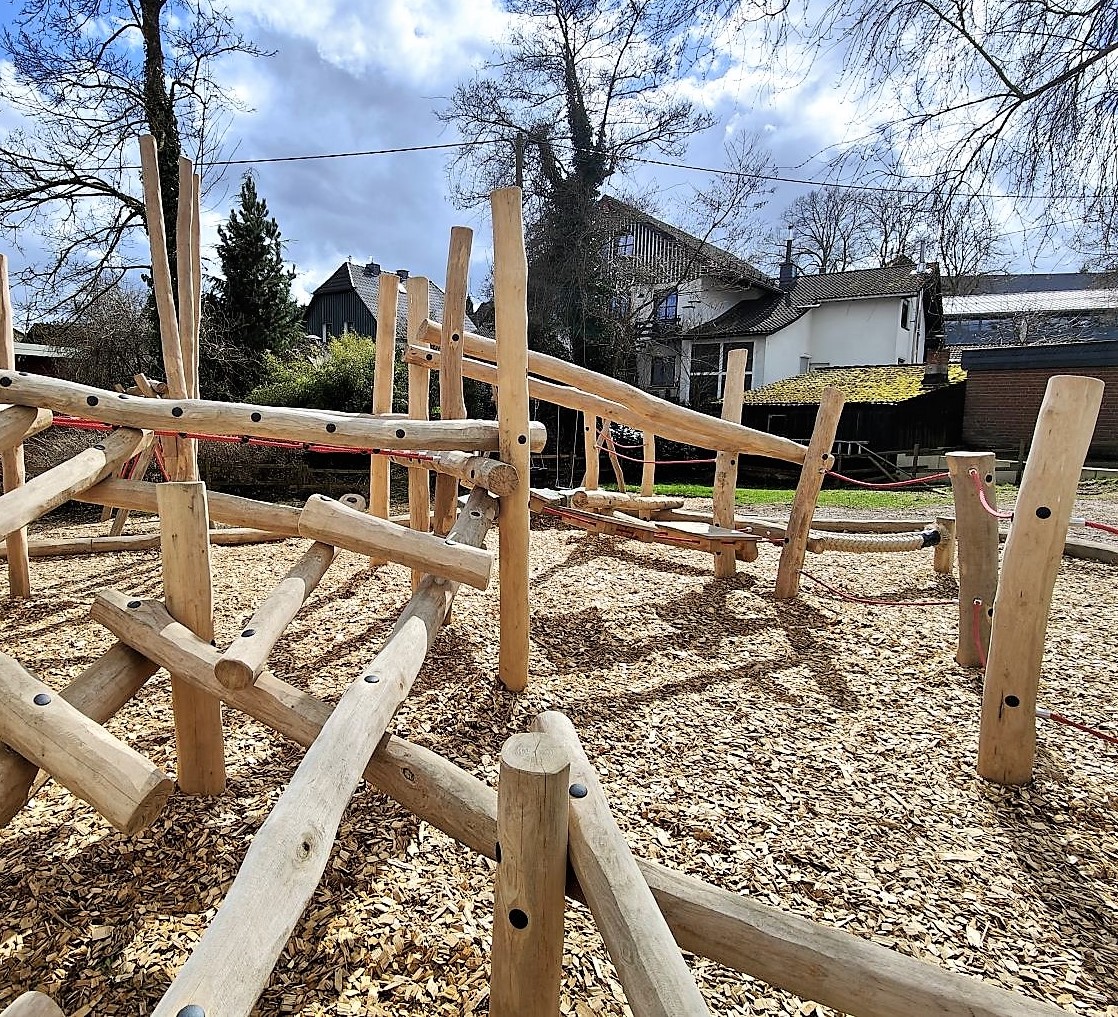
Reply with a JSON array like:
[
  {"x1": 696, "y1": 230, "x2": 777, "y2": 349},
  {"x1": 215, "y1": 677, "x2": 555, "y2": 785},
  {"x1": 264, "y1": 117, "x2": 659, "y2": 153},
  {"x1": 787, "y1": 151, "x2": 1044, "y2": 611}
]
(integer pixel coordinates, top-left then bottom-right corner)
[
  {"x1": 407, "y1": 275, "x2": 432, "y2": 591},
  {"x1": 490, "y1": 733, "x2": 570, "y2": 1017},
  {"x1": 159, "y1": 481, "x2": 225, "y2": 794},
  {"x1": 191, "y1": 172, "x2": 203, "y2": 400},
  {"x1": 433, "y1": 227, "x2": 472, "y2": 535},
  {"x1": 492, "y1": 188, "x2": 532, "y2": 693},
  {"x1": 641, "y1": 432, "x2": 656, "y2": 496},
  {"x1": 582, "y1": 414, "x2": 599, "y2": 490},
  {"x1": 978, "y1": 376, "x2": 1103, "y2": 786},
  {"x1": 933, "y1": 516, "x2": 956, "y2": 575},
  {"x1": 0, "y1": 254, "x2": 30, "y2": 597},
  {"x1": 712, "y1": 349, "x2": 749, "y2": 578},
  {"x1": 370, "y1": 271, "x2": 400, "y2": 530},
  {"x1": 774, "y1": 387, "x2": 844, "y2": 599},
  {"x1": 946, "y1": 452, "x2": 1000, "y2": 667},
  {"x1": 175, "y1": 157, "x2": 199, "y2": 481}
]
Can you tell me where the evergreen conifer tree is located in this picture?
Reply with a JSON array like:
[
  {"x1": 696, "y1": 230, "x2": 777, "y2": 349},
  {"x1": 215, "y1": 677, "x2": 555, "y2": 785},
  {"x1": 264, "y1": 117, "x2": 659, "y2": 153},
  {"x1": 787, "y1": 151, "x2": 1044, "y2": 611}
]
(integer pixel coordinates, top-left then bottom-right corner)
[{"x1": 204, "y1": 174, "x2": 304, "y2": 400}]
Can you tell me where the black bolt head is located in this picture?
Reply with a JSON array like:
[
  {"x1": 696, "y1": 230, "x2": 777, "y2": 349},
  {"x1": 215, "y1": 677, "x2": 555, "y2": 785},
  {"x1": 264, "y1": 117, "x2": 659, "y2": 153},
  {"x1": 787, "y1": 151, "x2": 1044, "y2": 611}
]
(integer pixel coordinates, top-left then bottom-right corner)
[
  {"x1": 33, "y1": 692, "x2": 51, "y2": 706},
  {"x1": 127, "y1": 600, "x2": 142, "y2": 608},
  {"x1": 569, "y1": 783, "x2": 588, "y2": 799},
  {"x1": 241, "y1": 628, "x2": 256, "y2": 638}
]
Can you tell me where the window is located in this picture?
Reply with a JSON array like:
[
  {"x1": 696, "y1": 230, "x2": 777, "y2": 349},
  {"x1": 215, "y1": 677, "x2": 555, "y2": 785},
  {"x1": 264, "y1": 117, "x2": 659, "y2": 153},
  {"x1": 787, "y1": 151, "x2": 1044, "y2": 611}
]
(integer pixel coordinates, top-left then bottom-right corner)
[
  {"x1": 651, "y1": 356, "x2": 675, "y2": 386},
  {"x1": 609, "y1": 293, "x2": 631, "y2": 318},
  {"x1": 900, "y1": 300, "x2": 910, "y2": 330},
  {"x1": 322, "y1": 321, "x2": 332, "y2": 339},
  {"x1": 689, "y1": 341, "x2": 753, "y2": 407},
  {"x1": 799, "y1": 356, "x2": 811, "y2": 375},
  {"x1": 655, "y1": 291, "x2": 678, "y2": 322},
  {"x1": 616, "y1": 233, "x2": 635, "y2": 257}
]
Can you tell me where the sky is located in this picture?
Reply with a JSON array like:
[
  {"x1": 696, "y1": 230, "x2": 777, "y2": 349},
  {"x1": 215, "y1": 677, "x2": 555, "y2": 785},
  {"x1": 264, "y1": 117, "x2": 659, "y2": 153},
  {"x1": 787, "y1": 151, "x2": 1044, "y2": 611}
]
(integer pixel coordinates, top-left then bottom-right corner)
[{"x1": 0, "y1": 0, "x2": 1087, "y2": 319}]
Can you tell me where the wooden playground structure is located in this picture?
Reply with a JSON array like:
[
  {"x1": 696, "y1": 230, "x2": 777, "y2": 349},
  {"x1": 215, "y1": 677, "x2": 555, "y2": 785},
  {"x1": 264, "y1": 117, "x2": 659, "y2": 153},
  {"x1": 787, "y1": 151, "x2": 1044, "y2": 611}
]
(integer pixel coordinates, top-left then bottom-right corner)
[{"x1": 0, "y1": 136, "x2": 1110, "y2": 1016}]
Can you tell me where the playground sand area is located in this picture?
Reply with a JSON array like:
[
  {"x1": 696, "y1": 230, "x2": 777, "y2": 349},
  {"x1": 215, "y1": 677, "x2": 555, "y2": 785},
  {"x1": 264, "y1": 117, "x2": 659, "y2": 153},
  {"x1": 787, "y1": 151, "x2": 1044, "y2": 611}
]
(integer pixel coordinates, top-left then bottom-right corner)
[{"x1": 1, "y1": 491, "x2": 1117, "y2": 1016}]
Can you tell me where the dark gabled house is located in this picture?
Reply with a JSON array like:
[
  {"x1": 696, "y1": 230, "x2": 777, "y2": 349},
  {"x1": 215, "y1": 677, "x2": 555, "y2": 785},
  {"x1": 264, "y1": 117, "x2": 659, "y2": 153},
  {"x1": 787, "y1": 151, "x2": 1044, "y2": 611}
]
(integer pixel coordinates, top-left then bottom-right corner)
[{"x1": 304, "y1": 260, "x2": 475, "y2": 342}]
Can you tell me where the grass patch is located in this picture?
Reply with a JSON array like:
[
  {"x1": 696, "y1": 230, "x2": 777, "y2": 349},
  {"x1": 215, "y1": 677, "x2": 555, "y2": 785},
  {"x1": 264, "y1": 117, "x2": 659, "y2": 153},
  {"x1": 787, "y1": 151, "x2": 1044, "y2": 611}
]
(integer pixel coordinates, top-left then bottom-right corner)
[{"x1": 641, "y1": 481, "x2": 1019, "y2": 511}]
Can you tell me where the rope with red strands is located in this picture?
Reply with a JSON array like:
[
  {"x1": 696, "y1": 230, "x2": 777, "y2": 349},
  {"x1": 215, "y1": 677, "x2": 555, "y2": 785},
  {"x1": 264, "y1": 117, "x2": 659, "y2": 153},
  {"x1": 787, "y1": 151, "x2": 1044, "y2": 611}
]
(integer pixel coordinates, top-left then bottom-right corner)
[
  {"x1": 1084, "y1": 519, "x2": 1118, "y2": 537},
  {"x1": 968, "y1": 468, "x2": 1014, "y2": 519},
  {"x1": 826, "y1": 470, "x2": 951, "y2": 489},
  {"x1": 538, "y1": 504, "x2": 708, "y2": 549},
  {"x1": 800, "y1": 568, "x2": 955, "y2": 606},
  {"x1": 594, "y1": 427, "x2": 718, "y2": 466}
]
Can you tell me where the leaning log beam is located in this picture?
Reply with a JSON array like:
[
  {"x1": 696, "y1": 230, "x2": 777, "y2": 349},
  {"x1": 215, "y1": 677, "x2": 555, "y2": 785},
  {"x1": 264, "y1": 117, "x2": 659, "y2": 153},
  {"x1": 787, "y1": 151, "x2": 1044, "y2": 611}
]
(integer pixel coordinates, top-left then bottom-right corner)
[
  {"x1": 380, "y1": 449, "x2": 519, "y2": 497},
  {"x1": 0, "y1": 405, "x2": 52, "y2": 451},
  {"x1": 417, "y1": 320, "x2": 808, "y2": 463},
  {"x1": 147, "y1": 488, "x2": 499, "y2": 1017},
  {"x1": 0, "y1": 371, "x2": 547, "y2": 454},
  {"x1": 0, "y1": 428, "x2": 151, "y2": 541},
  {"x1": 571, "y1": 490, "x2": 684, "y2": 512},
  {"x1": 82, "y1": 593, "x2": 1070, "y2": 1017}
]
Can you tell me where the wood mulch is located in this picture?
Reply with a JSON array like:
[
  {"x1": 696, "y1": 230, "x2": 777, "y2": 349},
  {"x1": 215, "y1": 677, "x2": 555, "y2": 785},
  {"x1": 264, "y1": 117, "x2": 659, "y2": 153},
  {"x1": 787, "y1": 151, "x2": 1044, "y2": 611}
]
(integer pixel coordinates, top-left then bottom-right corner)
[{"x1": 1, "y1": 486, "x2": 1117, "y2": 1016}]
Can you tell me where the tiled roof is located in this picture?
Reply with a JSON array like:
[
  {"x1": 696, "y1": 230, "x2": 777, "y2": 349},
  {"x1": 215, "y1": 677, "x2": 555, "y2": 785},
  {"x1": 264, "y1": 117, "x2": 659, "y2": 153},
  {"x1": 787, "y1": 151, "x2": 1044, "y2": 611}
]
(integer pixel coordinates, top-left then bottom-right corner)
[
  {"x1": 741, "y1": 364, "x2": 966, "y2": 406},
  {"x1": 687, "y1": 261, "x2": 932, "y2": 339},
  {"x1": 312, "y1": 262, "x2": 470, "y2": 340}
]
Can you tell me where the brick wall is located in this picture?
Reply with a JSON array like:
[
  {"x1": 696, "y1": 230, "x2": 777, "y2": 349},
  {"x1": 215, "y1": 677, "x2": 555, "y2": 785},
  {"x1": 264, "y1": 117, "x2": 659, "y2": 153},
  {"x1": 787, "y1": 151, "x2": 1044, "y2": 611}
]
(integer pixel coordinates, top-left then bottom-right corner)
[{"x1": 963, "y1": 367, "x2": 1118, "y2": 456}]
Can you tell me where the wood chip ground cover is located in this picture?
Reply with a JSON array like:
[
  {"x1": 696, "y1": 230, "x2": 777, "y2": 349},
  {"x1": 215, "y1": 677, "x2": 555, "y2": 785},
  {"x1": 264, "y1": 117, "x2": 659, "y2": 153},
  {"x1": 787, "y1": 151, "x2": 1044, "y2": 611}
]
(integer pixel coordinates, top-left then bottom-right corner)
[{"x1": 1, "y1": 488, "x2": 1117, "y2": 1016}]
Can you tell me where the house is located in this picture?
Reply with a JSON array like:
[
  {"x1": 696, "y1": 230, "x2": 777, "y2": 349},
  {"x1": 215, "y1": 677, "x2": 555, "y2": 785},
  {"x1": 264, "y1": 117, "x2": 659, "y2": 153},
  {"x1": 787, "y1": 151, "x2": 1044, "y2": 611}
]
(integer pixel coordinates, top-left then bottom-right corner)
[
  {"x1": 304, "y1": 261, "x2": 474, "y2": 343},
  {"x1": 13, "y1": 326, "x2": 68, "y2": 377},
  {"x1": 944, "y1": 272, "x2": 1118, "y2": 353},
  {"x1": 599, "y1": 198, "x2": 944, "y2": 412}
]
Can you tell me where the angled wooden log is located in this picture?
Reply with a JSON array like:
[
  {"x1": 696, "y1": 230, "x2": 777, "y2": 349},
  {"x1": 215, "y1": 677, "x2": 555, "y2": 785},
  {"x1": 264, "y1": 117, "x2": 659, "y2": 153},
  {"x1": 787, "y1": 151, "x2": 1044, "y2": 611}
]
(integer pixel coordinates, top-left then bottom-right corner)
[
  {"x1": 299, "y1": 494, "x2": 493, "y2": 590},
  {"x1": 0, "y1": 405, "x2": 52, "y2": 451},
  {"x1": 419, "y1": 319, "x2": 808, "y2": 463},
  {"x1": 175, "y1": 156, "x2": 199, "y2": 480},
  {"x1": 148, "y1": 488, "x2": 499, "y2": 1017},
  {"x1": 215, "y1": 541, "x2": 336, "y2": 690},
  {"x1": 433, "y1": 227, "x2": 473, "y2": 535},
  {"x1": 0, "y1": 992, "x2": 65, "y2": 1017},
  {"x1": 979, "y1": 376, "x2": 1104, "y2": 785},
  {"x1": 370, "y1": 271, "x2": 400, "y2": 530},
  {"x1": 641, "y1": 431, "x2": 655, "y2": 496},
  {"x1": 0, "y1": 651, "x2": 172, "y2": 834},
  {"x1": 774, "y1": 387, "x2": 844, "y2": 599},
  {"x1": 0, "y1": 254, "x2": 30, "y2": 597},
  {"x1": 582, "y1": 413, "x2": 600, "y2": 489},
  {"x1": 89, "y1": 591, "x2": 1067, "y2": 1017},
  {"x1": 107, "y1": 442, "x2": 158, "y2": 536},
  {"x1": 384, "y1": 449, "x2": 518, "y2": 496},
  {"x1": 159, "y1": 481, "x2": 225, "y2": 795},
  {"x1": 947, "y1": 452, "x2": 1000, "y2": 667},
  {"x1": 0, "y1": 371, "x2": 547, "y2": 453},
  {"x1": 492, "y1": 188, "x2": 532, "y2": 692},
  {"x1": 602, "y1": 424, "x2": 628, "y2": 492},
  {"x1": 490, "y1": 733, "x2": 570, "y2": 1017},
  {"x1": 0, "y1": 529, "x2": 287, "y2": 560},
  {"x1": 713, "y1": 348, "x2": 751, "y2": 577},
  {"x1": 0, "y1": 427, "x2": 151, "y2": 541},
  {"x1": 406, "y1": 274, "x2": 432, "y2": 590},
  {"x1": 533, "y1": 711, "x2": 710, "y2": 1016},
  {"x1": 79, "y1": 477, "x2": 302, "y2": 535},
  {"x1": 0, "y1": 643, "x2": 159, "y2": 827}
]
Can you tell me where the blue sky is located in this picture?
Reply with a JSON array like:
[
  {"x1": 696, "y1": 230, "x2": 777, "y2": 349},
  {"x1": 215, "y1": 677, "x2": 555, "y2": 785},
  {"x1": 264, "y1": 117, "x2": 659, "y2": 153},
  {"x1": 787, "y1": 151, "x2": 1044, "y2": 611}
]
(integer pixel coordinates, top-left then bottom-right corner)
[{"x1": 0, "y1": 0, "x2": 1085, "y2": 319}]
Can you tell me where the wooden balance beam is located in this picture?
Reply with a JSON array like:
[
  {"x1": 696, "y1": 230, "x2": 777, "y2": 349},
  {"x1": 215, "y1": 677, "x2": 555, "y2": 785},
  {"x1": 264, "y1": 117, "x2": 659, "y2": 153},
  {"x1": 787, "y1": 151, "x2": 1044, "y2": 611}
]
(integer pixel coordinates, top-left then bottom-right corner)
[{"x1": 0, "y1": 528, "x2": 287, "y2": 559}]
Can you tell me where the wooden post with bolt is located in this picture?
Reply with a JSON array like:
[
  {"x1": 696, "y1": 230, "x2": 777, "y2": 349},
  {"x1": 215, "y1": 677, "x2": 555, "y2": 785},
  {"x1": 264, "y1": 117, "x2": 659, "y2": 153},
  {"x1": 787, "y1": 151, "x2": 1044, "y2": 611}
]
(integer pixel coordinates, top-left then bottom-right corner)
[
  {"x1": 774, "y1": 387, "x2": 844, "y2": 599},
  {"x1": 641, "y1": 432, "x2": 656, "y2": 496},
  {"x1": 978, "y1": 376, "x2": 1104, "y2": 786},
  {"x1": 370, "y1": 271, "x2": 400, "y2": 535},
  {"x1": 490, "y1": 733, "x2": 570, "y2": 1017},
  {"x1": 713, "y1": 348, "x2": 751, "y2": 577},
  {"x1": 159, "y1": 481, "x2": 226, "y2": 795},
  {"x1": 492, "y1": 188, "x2": 532, "y2": 692},
  {"x1": 582, "y1": 414, "x2": 600, "y2": 490},
  {"x1": 175, "y1": 156, "x2": 199, "y2": 481},
  {"x1": 946, "y1": 452, "x2": 1000, "y2": 667},
  {"x1": 0, "y1": 253, "x2": 31, "y2": 597},
  {"x1": 407, "y1": 275, "x2": 433, "y2": 590}
]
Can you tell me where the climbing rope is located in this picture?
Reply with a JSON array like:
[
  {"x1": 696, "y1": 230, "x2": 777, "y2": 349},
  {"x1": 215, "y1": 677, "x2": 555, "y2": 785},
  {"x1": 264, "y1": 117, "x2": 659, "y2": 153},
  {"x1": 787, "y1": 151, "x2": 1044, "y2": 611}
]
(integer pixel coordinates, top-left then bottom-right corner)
[
  {"x1": 967, "y1": 468, "x2": 1015, "y2": 519},
  {"x1": 594, "y1": 426, "x2": 717, "y2": 466},
  {"x1": 826, "y1": 470, "x2": 951, "y2": 489}
]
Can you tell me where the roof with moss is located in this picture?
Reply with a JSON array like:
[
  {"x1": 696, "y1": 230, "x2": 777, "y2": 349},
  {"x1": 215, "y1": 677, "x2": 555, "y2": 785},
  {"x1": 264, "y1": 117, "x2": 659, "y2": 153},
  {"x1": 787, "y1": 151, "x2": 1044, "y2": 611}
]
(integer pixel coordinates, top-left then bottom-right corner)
[{"x1": 741, "y1": 364, "x2": 967, "y2": 406}]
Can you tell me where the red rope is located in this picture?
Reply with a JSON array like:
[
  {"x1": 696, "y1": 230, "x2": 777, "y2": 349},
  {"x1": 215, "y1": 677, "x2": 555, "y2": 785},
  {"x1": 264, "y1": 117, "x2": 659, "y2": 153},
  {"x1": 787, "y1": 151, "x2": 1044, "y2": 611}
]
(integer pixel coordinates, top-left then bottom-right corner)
[
  {"x1": 799, "y1": 568, "x2": 955, "y2": 606},
  {"x1": 968, "y1": 468, "x2": 1014, "y2": 519},
  {"x1": 1040, "y1": 708, "x2": 1118, "y2": 746},
  {"x1": 827, "y1": 470, "x2": 951, "y2": 489},
  {"x1": 1085, "y1": 519, "x2": 1118, "y2": 537},
  {"x1": 539, "y1": 504, "x2": 708, "y2": 549}
]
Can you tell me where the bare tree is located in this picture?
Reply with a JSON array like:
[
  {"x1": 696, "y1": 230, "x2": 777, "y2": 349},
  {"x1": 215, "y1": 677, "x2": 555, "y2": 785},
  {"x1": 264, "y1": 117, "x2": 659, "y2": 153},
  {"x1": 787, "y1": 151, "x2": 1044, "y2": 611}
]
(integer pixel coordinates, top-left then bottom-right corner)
[
  {"x1": 932, "y1": 196, "x2": 1010, "y2": 294},
  {"x1": 687, "y1": 129, "x2": 776, "y2": 258},
  {"x1": 0, "y1": 0, "x2": 264, "y2": 316},
  {"x1": 783, "y1": 186, "x2": 872, "y2": 273}
]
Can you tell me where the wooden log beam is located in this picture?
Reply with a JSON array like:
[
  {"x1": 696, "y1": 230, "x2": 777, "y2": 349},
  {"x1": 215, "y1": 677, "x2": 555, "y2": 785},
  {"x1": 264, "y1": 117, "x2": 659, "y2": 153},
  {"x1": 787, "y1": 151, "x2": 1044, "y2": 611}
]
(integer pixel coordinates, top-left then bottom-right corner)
[
  {"x1": 148, "y1": 488, "x2": 499, "y2": 1017},
  {"x1": 947, "y1": 452, "x2": 1000, "y2": 668},
  {"x1": 406, "y1": 275, "x2": 432, "y2": 590},
  {"x1": 159, "y1": 482, "x2": 225, "y2": 795},
  {"x1": 370, "y1": 271, "x2": 400, "y2": 527},
  {"x1": 774, "y1": 387, "x2": 844, "y2": 600},
  {"x1": 79, "y1": 477, "x2": 302, "y2": 535},
  {"x1": 572, "y1": 490, "x2": 684, "y2": 512},
  {"x1": 602, "y1": 424, "x2": 628, "y2": 493},
  {"x1": 492, "y1": 188, "x2": 532, "y2": 692},
  {"x1": 215, "y1": 542, "x2": 336, "y2": 690},
  {"x1": 175, "y1": 156, "x2": 199, "y2": 480},
  {"x1": 89, "y1": 592, "x2": 1067, "y2": 1017},
  {"x1": 381, "y1": 449, "x2": 519, "y2": 497},
  {"x1": 1, "y1": 992, "x2": 65, "y2": 1017},
  {"x1": 713, "y1": 348, "x2": 750, "y2": 577},
  {"x1": 0, "y1": 405, "x2": 52, "y2": 451},
  {"x1": 0, "y1": 651, "x2": 172, "y2": 835},
  {"x1": 582, "y1": 413, "x2": 600, "y2": 489},
  {"x1": 534, "y1": 710, "x2": 711, "y2": 1016},
  {"x1": 299, "y1": 493, "x2": 493, "y2": 590},
  {"x1": 418, "y1": 320, "x2": 808, "y2": 463},
  {"x1": 0, "y1": 529, "x2": 288, "y2": 560},
  {"x1": 490, "y1": 732, "x2": 570, "y2": 1017},
  {"x1": 0, "y1": 371, "x2": 546, "y2": 454},
  {"x1": 107, "y1": 442, "x2": 157, "y2": 536},
  {"x1": 0, "y1": 254, "x2": 30, "y2": 597},
  {"x1": 0, "y1": 643, "x2": 159, "y2": 827},
  {"x1": 979, "y1": 376, "x2": 1104, "y2": 786},
  {"x1": 0, "y1": 427, "x2": 151, "y2": 542}
]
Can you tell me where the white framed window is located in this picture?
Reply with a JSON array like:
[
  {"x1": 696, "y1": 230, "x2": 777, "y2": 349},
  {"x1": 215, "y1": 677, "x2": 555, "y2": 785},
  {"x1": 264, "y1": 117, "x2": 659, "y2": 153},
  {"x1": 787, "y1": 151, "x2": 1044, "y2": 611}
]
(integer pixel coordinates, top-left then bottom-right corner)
[
  {"x1": 655, "y1": 291, "x2": 678, "y2": 321},
  {"x1": 616, "y1": 233, "x2": 636, "y2": 257},
  {"x1": 690, "y1": 341, "x2": 753, "y2": 406}
]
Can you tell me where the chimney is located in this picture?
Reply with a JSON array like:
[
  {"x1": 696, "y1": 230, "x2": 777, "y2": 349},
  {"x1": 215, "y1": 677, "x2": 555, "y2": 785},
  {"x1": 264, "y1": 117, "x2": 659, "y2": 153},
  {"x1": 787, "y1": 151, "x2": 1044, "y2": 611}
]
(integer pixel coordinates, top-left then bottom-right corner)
[
  {"x1": 395, "y1": 268, "x2": 409, "y2": 281},
  {"x1": 778, "y1": 226, "x2": 796, "y2": 289},
  {"x1": 362, "y1": 261, "x2": 381, "y2": 277},
  {"x1": 922, "y1": 344, "x2": 950, "y2": 387}
]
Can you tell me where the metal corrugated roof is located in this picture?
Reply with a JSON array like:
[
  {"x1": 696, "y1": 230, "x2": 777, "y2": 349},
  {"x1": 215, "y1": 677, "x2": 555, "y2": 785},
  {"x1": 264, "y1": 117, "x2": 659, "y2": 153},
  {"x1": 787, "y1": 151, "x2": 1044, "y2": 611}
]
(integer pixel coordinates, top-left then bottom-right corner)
[{"x1": 944, "y1": 289, "x2": 1118, "y2": 316}]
